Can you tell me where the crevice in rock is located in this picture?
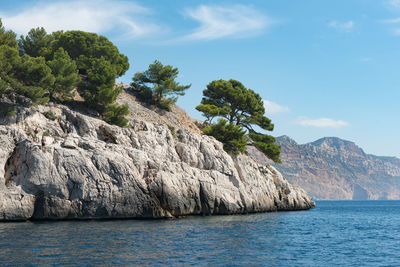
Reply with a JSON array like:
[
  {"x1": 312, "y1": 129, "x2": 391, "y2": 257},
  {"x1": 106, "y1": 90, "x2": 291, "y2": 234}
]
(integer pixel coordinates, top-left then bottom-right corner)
[
  {"x1": 199, "y1": 182, "x2": 209, "y2": 215},
  {"x1": 32, "y1": 190, "x2": 45, "y2": 219},
  {"x1": 4, "y1": 145, "x2": 19, "y2": 186},
  {"x1": 97, "y1": 126, "x2": 117, "y2": 144}
]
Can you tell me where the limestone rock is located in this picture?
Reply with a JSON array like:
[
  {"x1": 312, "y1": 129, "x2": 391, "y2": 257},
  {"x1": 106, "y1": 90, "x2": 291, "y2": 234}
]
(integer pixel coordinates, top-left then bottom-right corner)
[{"x1": 0, "y1": 102, "x2": 314, "y2": 221}]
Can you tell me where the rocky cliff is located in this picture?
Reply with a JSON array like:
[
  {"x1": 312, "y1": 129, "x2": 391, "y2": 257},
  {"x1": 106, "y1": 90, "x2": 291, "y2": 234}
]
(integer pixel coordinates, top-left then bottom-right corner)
[
  {"x1": 250, "y1": 135, "x2": 400, "y2": 200},
  {"x1": 0, "y1": 92, "x2": 314, "y2": 221}
]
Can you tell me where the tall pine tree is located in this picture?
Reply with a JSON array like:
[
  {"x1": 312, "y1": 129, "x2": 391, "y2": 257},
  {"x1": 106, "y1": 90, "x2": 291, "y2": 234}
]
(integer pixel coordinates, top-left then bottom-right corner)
[{"x1": 196, "y1": 79, "x2": 281, "y2": 163}]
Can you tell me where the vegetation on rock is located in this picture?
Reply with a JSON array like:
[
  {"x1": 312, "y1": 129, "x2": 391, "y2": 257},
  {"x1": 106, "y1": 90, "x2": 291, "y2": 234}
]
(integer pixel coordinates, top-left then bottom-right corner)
[
  {"x1": 196, "y1": 79, "x2": 281, "y2": 163},
  {"x1": 0, "y1": 18, "x2": 129, "y2": 127},
  {"x1": 131, "y1": 60, "x2": 191, "y2": 111},
  {"x1": 1, "y1": 18, "x2": 282, "y2": 149}
]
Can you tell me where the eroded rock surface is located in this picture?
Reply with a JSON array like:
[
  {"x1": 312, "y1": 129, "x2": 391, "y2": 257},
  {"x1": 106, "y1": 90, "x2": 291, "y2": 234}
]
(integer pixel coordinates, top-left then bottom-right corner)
[{"x1": 0, "y1": 101, "x2": 314, "y2": 221}]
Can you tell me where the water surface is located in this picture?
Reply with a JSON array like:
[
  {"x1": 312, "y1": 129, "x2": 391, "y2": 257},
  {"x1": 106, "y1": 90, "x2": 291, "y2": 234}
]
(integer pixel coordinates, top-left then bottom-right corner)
[{"x1": 0, "y1": 201, "x2": 399, "y2": 266}]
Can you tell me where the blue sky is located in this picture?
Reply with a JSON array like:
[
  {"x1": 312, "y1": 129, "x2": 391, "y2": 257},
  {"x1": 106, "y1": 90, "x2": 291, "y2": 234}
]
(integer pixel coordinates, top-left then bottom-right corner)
[{"x1": 1, "y1": 0, "x2": 400, "y2": 157}]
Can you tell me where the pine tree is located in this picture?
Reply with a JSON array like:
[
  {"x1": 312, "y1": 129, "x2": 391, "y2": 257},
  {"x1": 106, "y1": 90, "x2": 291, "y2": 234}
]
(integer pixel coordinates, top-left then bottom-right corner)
[
  {"x1": 0, "y1": 19, "x2": 17, "y2": 48},
  {"x1": 78, "y1": 58, "x2": 129, "y2": 127},
  {"x1": 46, "y1": 48, "x2": 79, "y2": 100},
  {"x1": 52, "y1": 31, "x2": 129, "y2": 77},
  {"x1": 15, "y1": 56, "x2": 55, "y2": 104},
  {"x1": 0, "y1": 45, "x2": 21, "y2": 94},
  {"x1": 131, "y1": 60, "x2": 191, "y2": 111},
  {"x1": 18, "y1": 27, "x2": 53, "y2": 58},
  {"x1": 197, "y1": 79, "x2": 281, "y2": 163}
]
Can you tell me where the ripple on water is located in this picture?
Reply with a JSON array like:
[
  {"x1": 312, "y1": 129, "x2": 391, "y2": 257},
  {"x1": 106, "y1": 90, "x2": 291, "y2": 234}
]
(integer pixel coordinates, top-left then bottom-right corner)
[{"x1": 0, "y1": 201, "x2": 400, "y2": 265}]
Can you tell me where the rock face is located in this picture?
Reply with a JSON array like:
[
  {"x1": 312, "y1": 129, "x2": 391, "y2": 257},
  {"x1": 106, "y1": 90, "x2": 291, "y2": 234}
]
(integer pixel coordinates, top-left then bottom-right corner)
[
  {"x1": 250, "y1": 135, "x2": 400, "y2": 200},
  {"x1": 0, "y1": 97, "x2": 314, "y2": 221}
]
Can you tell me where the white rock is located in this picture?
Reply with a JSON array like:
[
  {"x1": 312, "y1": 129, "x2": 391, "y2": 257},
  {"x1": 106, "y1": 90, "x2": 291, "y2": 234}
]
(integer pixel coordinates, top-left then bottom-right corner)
[{"x1": 0, "y1": 104, "x2": 314, "y2": 221}]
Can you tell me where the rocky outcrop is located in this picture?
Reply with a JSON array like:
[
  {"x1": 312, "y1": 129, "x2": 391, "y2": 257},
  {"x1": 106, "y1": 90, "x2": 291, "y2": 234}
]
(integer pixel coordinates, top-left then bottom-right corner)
[
  {"x1": 250, "y1": 135, "x2": 400, "y2": 200},
  {"x1": 0, "y1": 98, "x2": 314, "y2": 221}
]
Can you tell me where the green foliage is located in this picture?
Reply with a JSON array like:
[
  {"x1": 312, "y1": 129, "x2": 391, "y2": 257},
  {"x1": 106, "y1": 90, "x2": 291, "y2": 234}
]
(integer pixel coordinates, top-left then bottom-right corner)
[
  {"x1": 0, "y1": 104, "x2": 15, "y2": 117},
  {"x1": 195, "y1": 104, "x2": 224, "y2": 124},
  {"x1": 43, "y1": 130, "x2": 50, "y2": 136},
  {"x1": 248, "y1": 132, "x2": 281, "y2": 163},
  {"x1": 46, "y1": 48, "x2": 79, "y2": 100},
  {"x1": 0, "y1": 45, "x2": 21, "y2": 94},
  {"x1": 52, "y1": 31, "x2": 129, "y2": 76},
  {"x1": 15, "y1": 56, "x2": 54, "y2": 104},
  {"x1": 52, "y1": 31, "x2": 131, "y2": 126},
  {"x1": 203, "y1": 119, "x2": 248, "y2": 154},
  {"x1": 167, "y1": 125, "x2": 177, "y2": 138},
  {"x1": 78, "y1": 58, "x2": 117, "y2": 111},
  {"x1": 42, "y1": 110, "x2": 57, "y2": 121},
  {"x1": 0, "y1": 19, "x2": 17, "y2": 48},
  {"x1": 78, "y1": 58, "x2": 129, "y2": 126},
  {"x1": 0, "y1": 45, "x2": 52, "y2": 104},
  {"x1": 18, "y1": 27, "x2": 53, "y2": 58},
  {"x1": 0, "y1": 20, "x2": 129, "y2": 127},
  {"x1": 197, "y1": 79, "x2": 280, "y2": 162},
  {"x1": 131, "y1": 60, "x2": 191, "y2": 111},
  {"x1": 103, "y1": 103, "x2": 130, "y2": 127}
]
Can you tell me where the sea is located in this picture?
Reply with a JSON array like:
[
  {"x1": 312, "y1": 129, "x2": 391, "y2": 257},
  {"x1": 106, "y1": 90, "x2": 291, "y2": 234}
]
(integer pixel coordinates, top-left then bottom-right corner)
[{"x1": 0, "y1": 201, "x2": 399, "y2": 266}]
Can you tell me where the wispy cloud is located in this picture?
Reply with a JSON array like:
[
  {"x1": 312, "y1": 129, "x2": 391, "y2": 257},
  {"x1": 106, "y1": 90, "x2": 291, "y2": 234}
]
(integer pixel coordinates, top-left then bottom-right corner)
[
  {"x1": 381, "y1": 17, "x2": 400, "y2": 24},
  {"x1": 387, "y1": 0, "x2": 400, "y2": 9},
  {"x1": 0, "y1": 0, "x2": 161, "y2": 39},
  {"x1": 380, "y1": 17, "x2": 400, "y2": 35},
  {"x1": 296, "y1": 117, "x2": 349, "y2": 128},
  {"x1": 263, "y1": 100, "x2": 290, "y2": 115},
  {"x1": 361, "y1": 57, "x2": 372, "y2": 62},
  {"x1": 183, "y1": 5, "x2": 274, "y2": 40},
  {"x1": 328, "y1": 20, "x2": 354, "y2": 32}
]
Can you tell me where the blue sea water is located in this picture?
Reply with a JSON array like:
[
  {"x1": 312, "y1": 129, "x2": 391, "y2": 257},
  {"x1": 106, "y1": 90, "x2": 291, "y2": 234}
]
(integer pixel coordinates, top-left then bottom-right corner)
[{"x1": 0, "y1": 201, "x2": 399, "y2": 266}]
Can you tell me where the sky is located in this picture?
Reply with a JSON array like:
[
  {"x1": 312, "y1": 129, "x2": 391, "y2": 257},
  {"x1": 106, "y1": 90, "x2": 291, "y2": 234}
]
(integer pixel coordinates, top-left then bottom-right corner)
[{"x1": 1, "y1": 0, "x2": 400, "y2": 157}]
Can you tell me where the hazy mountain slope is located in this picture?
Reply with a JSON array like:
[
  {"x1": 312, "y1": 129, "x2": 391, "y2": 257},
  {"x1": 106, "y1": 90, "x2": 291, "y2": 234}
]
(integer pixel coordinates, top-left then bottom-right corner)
[{"x1": 249, "y1": 136, "x2": 400, "y2": 200}]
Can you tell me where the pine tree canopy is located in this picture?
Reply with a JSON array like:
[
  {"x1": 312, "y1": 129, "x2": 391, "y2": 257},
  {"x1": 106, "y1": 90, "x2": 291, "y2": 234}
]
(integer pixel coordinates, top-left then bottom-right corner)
[
  {"x1": 18, "y1": 27, "x2": 53, "y2": 58},
  {"x1": 46, "y1": 48, "x2": 79, "y2": 100},
  {"x1": 51, "y1": 31, "x2": 129, "y2": 77},
  {"x1": 0, "y1": 19, "x2": 17, "y2": 48},
  {"x1": 0, "y1": 19, "x2": 130, "y2": 127},
  {"x1": 197, "y1": 79, "x2": 281, "y2": 163},
  {"x1": 131, "y1": 60, "x2": 191, "y2": 111}
]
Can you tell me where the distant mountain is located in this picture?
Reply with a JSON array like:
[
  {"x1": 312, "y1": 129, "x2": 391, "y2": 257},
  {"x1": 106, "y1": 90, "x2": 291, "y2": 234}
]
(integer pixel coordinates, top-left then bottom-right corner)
[{"x1": 248, "y1": 136, "x2": 400, "y2": 200}]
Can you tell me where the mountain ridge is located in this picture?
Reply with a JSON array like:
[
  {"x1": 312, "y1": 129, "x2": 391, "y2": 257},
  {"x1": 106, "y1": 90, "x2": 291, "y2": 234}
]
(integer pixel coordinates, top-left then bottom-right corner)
[{"x1": 249, "y1": 135, "x2": 400, "y2": 200}]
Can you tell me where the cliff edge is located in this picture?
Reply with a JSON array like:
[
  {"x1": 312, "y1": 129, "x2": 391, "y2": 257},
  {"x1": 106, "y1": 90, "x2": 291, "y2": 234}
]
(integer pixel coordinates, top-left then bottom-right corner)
[{"x1": 0, "y1": 92, "x2": 314, "y2": 221}]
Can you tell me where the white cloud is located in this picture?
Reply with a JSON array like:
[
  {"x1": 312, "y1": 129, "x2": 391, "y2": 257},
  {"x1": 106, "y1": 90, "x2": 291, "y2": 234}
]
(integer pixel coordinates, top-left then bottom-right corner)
[
  {"x1": 381, "y1": 17, "x2": 400, "y2": 24},
  {"x1": 263, "y1": 100, "x2": 290, "y2": 115},
  {"x1": 328, "y1": 20, "x2": 354, "y2": 32},
  {"x1": 184, "y1": 5, "x2": 273, "y2": 40},
  {"x1": 380, "y1": 17, "x2": 400, "y2": 36},
  {"x1": 0, "y1": 0, "x2": 160, "y2": 39},
  {"x1": 380, "y1": 17, "x2": 400, "y2": 35},
  {"x1": 360, "y1": 57, "x2": 372, "y2": 62},
  {"x1": 296, "y1": 117, "x2": 349, "y2": 128},
  {"x1": 387, "y1": 0, "x2": 400, "y2": 9}
]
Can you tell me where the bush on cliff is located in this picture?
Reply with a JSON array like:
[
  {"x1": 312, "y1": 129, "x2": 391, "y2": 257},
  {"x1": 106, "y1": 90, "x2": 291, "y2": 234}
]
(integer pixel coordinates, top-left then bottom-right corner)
[
  {"x1": 196, "y1": 79, "x2": 281, "y2": 163},
  {"x1": 131, "y1": 60, "x2": 191, "y2": 111}
]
